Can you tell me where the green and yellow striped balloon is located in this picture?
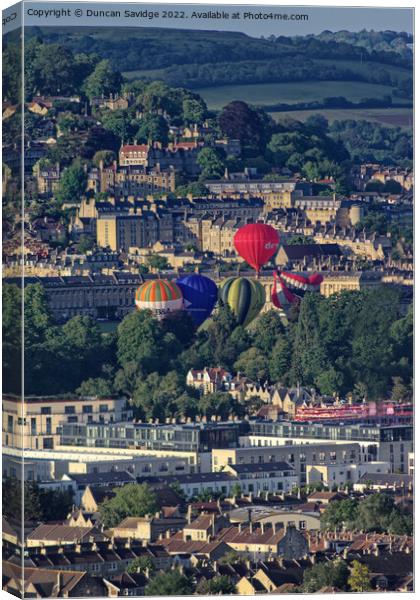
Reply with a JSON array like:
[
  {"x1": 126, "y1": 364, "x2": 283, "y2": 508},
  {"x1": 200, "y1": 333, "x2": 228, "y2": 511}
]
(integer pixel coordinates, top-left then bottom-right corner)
[{"x1": 219, "y1": 277, "x2": 265, "y2": 327}]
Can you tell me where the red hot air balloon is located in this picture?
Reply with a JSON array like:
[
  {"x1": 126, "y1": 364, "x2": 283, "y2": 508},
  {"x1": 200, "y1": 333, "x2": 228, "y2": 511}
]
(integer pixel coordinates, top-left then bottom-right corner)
[{"x1": 233, "y1": 223, "x2": 280, "y2": 273}]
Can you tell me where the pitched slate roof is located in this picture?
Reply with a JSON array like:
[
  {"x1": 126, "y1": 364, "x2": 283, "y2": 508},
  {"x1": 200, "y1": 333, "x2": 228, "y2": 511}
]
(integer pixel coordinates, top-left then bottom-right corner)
[
  {"x1": 229, "y1": 462, "x2": 294, "y2": 474},
  {"x1": 70, "y1": 471, "x2": 135, "y2": 486},
  {"x1": 3, "y1": 561, "x2": 86, "y2": 596},
  {"x1": 161, "y1": 531, "x2": 229, "y2": 556},
  {"x1": 184, "y1": 514, "x2": 215, "y2": 531},
  {"x1": 217, "y1": 525, "x2": 286, "y2": 547},
  {"x1": 138, "y1": 472, "x2": 235, "y2": 485},
  {"x1": 353, "y1": 552, "x2": 413, "y2": 577},
  {"x1": 27, "y1": 524, "x2": 107, "y2": 544},
  {"x1": 307, "y1": 491, "x2": 345, "y2": 502}
]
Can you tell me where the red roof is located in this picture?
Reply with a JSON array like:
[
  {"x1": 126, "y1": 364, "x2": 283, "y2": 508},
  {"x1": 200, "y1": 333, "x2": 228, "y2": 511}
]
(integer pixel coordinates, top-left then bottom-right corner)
[
  {"x1": 120, "y1": 145, "x2": 149, "y2": 153},
  {"x1": 174, "y1": 142, "x2": 197, "y2": 150},
  {"x1": 189, "y1": 367, "x2": 230, "y2": 382}
]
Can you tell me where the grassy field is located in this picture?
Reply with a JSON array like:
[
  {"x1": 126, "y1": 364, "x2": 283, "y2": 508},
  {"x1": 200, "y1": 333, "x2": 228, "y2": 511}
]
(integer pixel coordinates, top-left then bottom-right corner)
[
  {"x1": 270, "y1": 107, "x2": 413, "y2": 128},
  {"x1": 195, "y1": 80, "x2": 403, "y2": 110}
]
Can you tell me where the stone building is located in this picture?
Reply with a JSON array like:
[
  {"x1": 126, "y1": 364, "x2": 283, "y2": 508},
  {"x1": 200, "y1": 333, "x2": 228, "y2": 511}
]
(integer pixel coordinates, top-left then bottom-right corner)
[{"x1": 2, "y1": 394, "x2": 131, "y2": 453}]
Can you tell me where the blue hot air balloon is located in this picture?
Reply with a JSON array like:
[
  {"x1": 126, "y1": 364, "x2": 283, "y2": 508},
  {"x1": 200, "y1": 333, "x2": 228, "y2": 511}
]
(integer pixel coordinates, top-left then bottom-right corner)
[{"x1": 176, "y1": 274, "x2": 218, "y2": 326}]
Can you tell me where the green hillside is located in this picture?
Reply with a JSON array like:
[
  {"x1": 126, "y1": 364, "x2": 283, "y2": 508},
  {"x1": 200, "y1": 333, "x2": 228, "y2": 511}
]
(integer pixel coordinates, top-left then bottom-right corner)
[
  {"x1": 195, "y1": 81, "x2": 407, "y2": 110},
  {"x1": 25, "y1": 26, "x2": 413, "y2": 110},
  {"x1": 270, "y1": 107, "x2": 413, "y2": 129}
]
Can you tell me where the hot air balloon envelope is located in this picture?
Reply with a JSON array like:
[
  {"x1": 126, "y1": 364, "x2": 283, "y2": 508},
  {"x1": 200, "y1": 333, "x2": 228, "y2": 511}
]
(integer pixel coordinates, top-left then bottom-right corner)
[
  {"x1": 176, "y1": 274, "x2": 218, "y2": 326},
  {"x1": 271, "y1": 274, "x2": 300, "y2": 320},
  {"x1": 234, "y1": 223, "x2": 280, "y2": 272},
  {"x1": 272, "y1": 270, "x2": 323, "y2": 321},
  {"x1": 308, "y1": 273, "x2": 324, "y2": 286},
  {"x1": 135, "y1": 279, "x2": 184, "y2": 320},
  {"x1": 279, "y1": 271, "x2": 323, "y2": 297},
  {"x1": 219, "y1": 276, "x2": 265, "y2": 327}
]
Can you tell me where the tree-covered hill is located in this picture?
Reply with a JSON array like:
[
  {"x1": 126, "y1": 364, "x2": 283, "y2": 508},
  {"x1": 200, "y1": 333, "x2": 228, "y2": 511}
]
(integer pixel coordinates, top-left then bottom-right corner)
[
  {"x1": 25, "y1": 26, "x2": 412, "y2": 74},
  {"x1": 19, "y1": 26, "x2": 411, "y2": 102}
]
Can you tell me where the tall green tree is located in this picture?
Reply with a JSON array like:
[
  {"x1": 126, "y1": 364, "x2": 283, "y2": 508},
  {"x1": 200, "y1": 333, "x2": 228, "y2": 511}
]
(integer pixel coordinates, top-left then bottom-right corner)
[
  {"x1": 302, "y1": 559, "x2": 349, "y2": 593},
  {"x1": 198, "y1": 391, "x2": 244, "y2": 420},
  {"x1": 196, "y1": 575, "x2": 236, "y2": 595},
  {"x1": 145, "y1": 570, "x2": 194, "y2": 596},
  {"x1": 76, "y1": 377, "x2": 114, "y2": 398},
  {"x1": 83, "y1": 59, "x2": 122, "y2": 100},
  {"x1": 269, "y1": 334, "x2": 291, "y2": 383},
  {"x1": 182, "y1": 97, "x2": 206, "y2": 123},
  {"x1": 234, "y1": 347, "x2": 269, "y2": 381},
  {"x1": 348, "y1": 561, "x2": 371, "y2": 592},
  {"x1": 136, "y1": 114, "x2": 169, "y2": 145},
  {"x1": 320, "y1": 498, "x2": 358, "y2": 531},
  {"x1": 205, "y1": 304, "x2": 239, "y2": 369},
  {"x1": 101, "y1": 110, "x2": 138, "y2": 142},
  {"x1": 56, "y1": 159, "x2": 87, "y2": 204},
  {"x1": 291, "y1": 294, "x2": 327, "y2": 387},
  {"x1": 93, "y1": 150, "x2": 116, "y2": 167},
  {"x1": 197, "y1": 147, "x2": 225, "y2": 179},
  {"x1": 132, "y1": 371, "x2": 186, "y2": 421},
  {"x1": 117, "y1": 310, "x2": 172, "y2": 375},
  {"x1": 253, "y1": 311, "x2": 285, "y2": 355},
  {"x1": 24, "y1": 283, "x2": 53, "y2": 346},
  {"x1": 26, "y1": 41, "x2": 78, "y2": 96},
  {"x1": 99, "y1": 483, "x2": 158, "y2": 528},
  {"x1": 128, "y1": 556, "x2": 156, "y2": 575},
  {"x1": 3, "y1": 284, "x2": 22, "y2": 393},
  {"x1": 218, "y1": 100, "x2": 269, "y2": 150}
]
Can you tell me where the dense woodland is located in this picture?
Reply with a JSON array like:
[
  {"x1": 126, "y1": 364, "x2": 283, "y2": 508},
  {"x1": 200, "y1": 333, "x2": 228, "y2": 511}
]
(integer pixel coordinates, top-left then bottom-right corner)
[
  {"x1": 4, "y1": 27, "x2": 412, "y2": 103},
  {"x1": 3, "y1": 282, "x2": 413, "y2": 411},
  {"x1": 25, "y1": 27, "x2": 413, "y2": 71},
  {"x1": 329, "y1": 119, "x2": 413, "y2": 167},
  {"x1": 163, "y1": 59, "x2": 411, "y2": 93}
]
